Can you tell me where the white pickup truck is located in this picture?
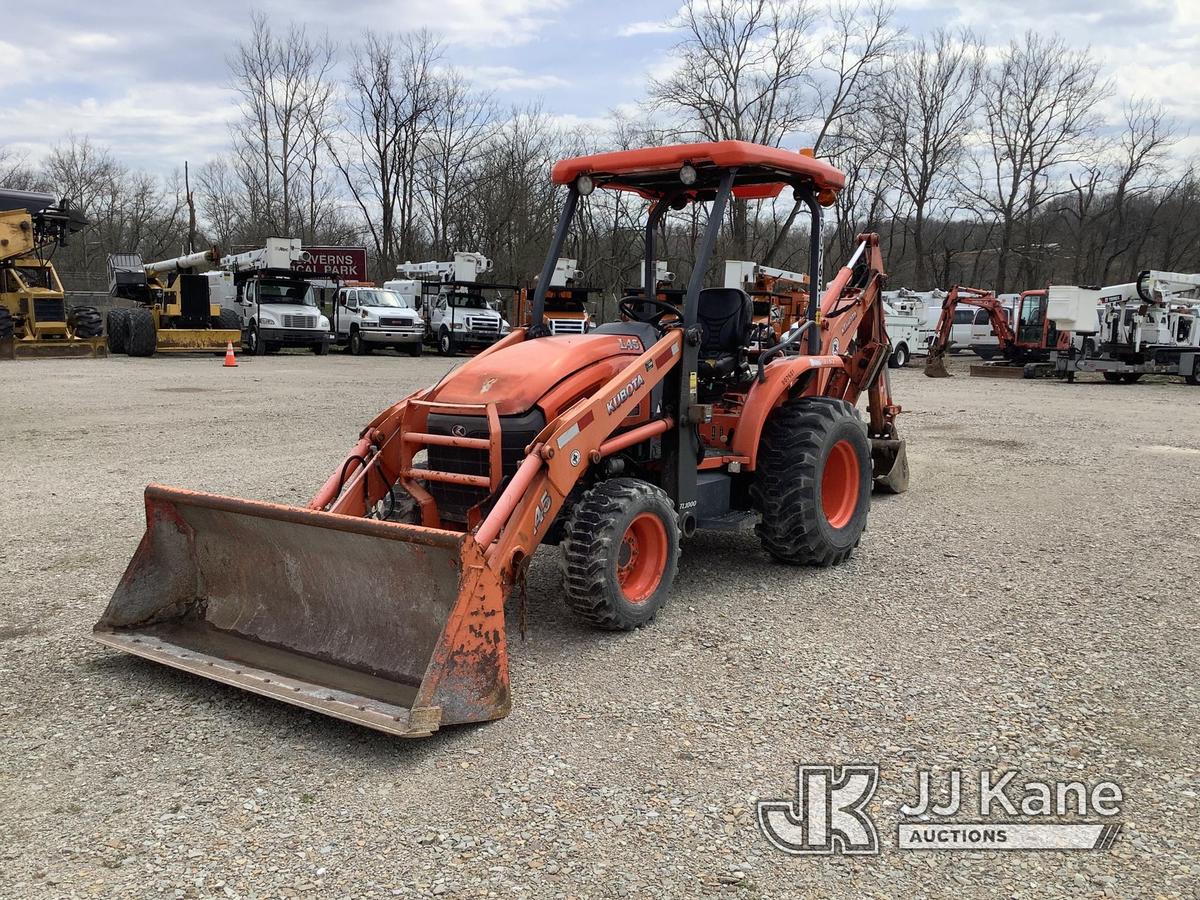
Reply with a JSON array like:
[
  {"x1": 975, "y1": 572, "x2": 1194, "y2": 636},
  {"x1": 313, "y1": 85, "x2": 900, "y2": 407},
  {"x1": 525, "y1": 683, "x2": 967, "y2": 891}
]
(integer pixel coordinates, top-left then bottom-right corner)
[{"x1": 330, "y1": 285, "x2": 424, "y2": 356}]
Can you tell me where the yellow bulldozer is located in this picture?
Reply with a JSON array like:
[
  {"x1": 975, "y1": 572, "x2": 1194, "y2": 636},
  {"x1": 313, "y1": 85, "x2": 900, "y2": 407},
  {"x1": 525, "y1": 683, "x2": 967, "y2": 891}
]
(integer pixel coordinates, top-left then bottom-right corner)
[
  {"x1": 106, "y1": 249, "x2": 241, "y2": 356},
  {"x1": 0, "y1": 188, "x2": 106, "y2": 359}
]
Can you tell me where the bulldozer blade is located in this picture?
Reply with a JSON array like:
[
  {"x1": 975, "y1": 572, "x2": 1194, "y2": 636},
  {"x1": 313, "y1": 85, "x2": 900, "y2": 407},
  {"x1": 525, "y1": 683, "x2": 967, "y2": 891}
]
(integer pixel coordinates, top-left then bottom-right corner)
[
  {"x1": 6, "y1": 336, "x2": 107, "y2": 359},
  {"x1": 871, "y1": 438, "x2": 909, "y2": 494},
  {"x1": 923, "y1": 350, "x2": 951, "y2": 378},
  {"x1": 153, "y1": 328, "x2": 241, "y2": 353},
  {"x1": 93, "y1": 485, "x2": 510, "y2": 737}
]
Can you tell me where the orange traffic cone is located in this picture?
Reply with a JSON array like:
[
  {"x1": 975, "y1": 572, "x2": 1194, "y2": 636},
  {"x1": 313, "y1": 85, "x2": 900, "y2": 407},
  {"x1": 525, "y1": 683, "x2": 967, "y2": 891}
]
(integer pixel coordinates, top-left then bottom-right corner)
[{"x1": 223, "y1": 341, "x2": 238, "y2": 367}]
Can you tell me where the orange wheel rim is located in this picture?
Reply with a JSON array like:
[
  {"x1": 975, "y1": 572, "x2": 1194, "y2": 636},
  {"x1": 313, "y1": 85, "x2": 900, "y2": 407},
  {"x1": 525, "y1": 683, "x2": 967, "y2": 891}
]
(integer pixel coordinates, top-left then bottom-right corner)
[
  {"x1": 821, "y1": 439, "x2": 860, "y2": 529},
  {"x1": 616, "y1": 512, "x2": 668, "y2": 603}
]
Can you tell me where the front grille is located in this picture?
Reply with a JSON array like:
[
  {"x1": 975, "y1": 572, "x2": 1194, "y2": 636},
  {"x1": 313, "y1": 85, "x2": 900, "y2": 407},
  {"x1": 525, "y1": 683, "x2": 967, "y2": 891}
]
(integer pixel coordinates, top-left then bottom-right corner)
[
  {"x1": 281, "y1": 314, "x2": 318, "y2": 329},
  {"x1": 424, "y1": 409, "x2": 546, "y2": 524},
  {"x1": 380, "y1": 317, "x2": 419, "y2": 328},
  {"x1": 33, "y1": 298, "x2": 66, "y2": 323},
  {"x1": 466, "y1": 316, "x2": 498, "y2": 333},
  {"x1": 549, "y1": 318, "x2": 586, "y2": 334}
]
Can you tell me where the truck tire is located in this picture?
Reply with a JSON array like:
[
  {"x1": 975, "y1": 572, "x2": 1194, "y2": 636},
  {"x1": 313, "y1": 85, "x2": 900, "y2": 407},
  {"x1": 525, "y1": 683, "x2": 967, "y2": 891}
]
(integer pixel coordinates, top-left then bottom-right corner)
[
  {"x1": 1121, "y1": 373, "x2": 1143, "y2": 384},
  {"x1": 69, "y1": 305, "x2": 103, "y2": 338},
  {"x1": 106, "y1": 308, "x2": 131, "y2": 353},
  {"x1": 0, "y1": 306, "x2": 13, "y2": 339},
  {"x1": 126, "y1": 308, "x2": 157, "y2": 357},
  {"x1": 751, "y1": 397, "x2": 871, "y2": 567},
  {"x1": 247, "y1": 322, "x2": 267, "y2": 355},
  {"x1": 407, "y1": 342, "x2": 422, "y2": 358},
  {"x1": 560, "y1": 478, "x2": 680, "y2": 631},
  {"x1": 312, "y1": 339, "x2": 329, "y2": 355},
  {"x1": 438, "y1": 327, "x2": 455, "y2": 356},
  {"x1": 976, "y1": 348, "x2": 996, "y2": 361},
  {"x1": 888, "y1": 342, "x2": 909, "y2": 368},
  {"x1": 217, "y1": 308, "x2": 241, "y2": 334},
  {"x1": 349, "y1": 327, "x2": 367, "y2": 355},
  {"x1": 1186, "y1": 360, "x2": 1199, "y2": 386}
]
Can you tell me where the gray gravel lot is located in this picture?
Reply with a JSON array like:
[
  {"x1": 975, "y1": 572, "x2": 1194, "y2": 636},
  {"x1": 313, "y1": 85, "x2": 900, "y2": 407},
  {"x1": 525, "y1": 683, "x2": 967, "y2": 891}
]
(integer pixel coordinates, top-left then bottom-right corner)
[{"x1": 1, "y1": 351, "x2": 1197, "y2": 899}]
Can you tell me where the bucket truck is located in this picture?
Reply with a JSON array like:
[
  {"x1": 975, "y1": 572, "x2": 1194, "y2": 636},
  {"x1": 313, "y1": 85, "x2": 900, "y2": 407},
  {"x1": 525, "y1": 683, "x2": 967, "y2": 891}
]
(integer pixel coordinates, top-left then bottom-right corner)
[
  {"x1": 108, "y1": 247, "x2": 241, "y2": 356},
  {"x1": 515, "y1": 258, "x2": 596, "y2": 335},
  {"x1": 395, "y1": 252, "x2": 514, "y2": 356},
  {"x1": 218, "y1": 238, "x2": 333, "y2": 355}
]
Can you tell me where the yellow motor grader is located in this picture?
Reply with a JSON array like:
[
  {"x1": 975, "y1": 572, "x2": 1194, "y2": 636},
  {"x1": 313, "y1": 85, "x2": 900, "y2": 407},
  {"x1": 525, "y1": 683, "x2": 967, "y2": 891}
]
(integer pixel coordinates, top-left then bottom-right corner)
[
  {"x1": 0, "y1": 189, "x2": 106, "y2": 359},
  {"x1": 106, "y1": 249, "x2": 241, "y2": 356}
]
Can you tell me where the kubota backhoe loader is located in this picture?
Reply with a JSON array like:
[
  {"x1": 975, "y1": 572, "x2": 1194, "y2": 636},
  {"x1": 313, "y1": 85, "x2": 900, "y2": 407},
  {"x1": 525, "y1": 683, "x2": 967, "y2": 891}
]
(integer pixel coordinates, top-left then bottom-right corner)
[
  {"x1": 94, "y1": 141, "x2": 909, "y2": 737},
  {"x1": 0, "y1": 188, "x2": 105, "y2": 359}
]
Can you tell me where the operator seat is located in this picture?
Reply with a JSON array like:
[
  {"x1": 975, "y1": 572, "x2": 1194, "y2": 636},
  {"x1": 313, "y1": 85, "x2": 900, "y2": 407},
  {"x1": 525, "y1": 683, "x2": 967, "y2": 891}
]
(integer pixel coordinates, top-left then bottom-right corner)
[{"x1": 696, "y1": 287, "x2": 752, "y2": 380}]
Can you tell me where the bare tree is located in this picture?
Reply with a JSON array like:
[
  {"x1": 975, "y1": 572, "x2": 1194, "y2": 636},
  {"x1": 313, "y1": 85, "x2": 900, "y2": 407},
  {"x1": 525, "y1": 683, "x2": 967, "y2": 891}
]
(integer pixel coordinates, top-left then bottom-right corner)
[
  {"x1": 872, "y1": 28, "x2": 983, "y2": 285},
  {"x1": 963, "y1": 32, "x2": 1109, "y2": 291}
]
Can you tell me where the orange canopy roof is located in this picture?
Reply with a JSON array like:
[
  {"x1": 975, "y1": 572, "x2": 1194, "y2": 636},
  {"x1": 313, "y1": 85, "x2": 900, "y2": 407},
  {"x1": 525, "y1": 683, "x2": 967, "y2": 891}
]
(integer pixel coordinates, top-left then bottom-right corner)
[{"x1": 551, "y1": 140, "x2": 846, "y2": 205}]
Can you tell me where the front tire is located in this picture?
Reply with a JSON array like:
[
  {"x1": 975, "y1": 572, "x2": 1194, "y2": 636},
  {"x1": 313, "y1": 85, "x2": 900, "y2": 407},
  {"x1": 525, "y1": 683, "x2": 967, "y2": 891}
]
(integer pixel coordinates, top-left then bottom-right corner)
[
  {"x1": 69, "y1": 305, "x2": 103, "y2": 338},
  {"x1": 407, "y1": 342, "x2": 423, "y2": 358},
  {"x1": 312, "y1": 340, "x2": 329, "y2": 355},
  {"x1": 248, "y1": 322, "x2": 266, "y2": 356},
  {"x1": 888, "y1": 342, "x2": 909, "y2": 368},
  {"x1": 751, "y1": 397, "x2": 871, "y2": 566},
  {"x1": 349, "y1": 328, "x2": 366, "y2": 355},
  {"x1": 560, "y1": 478, "x2": 681, "y2": 630},
  {"x1": 438, "y1": 328, "x2": 455, "y2": 356}
]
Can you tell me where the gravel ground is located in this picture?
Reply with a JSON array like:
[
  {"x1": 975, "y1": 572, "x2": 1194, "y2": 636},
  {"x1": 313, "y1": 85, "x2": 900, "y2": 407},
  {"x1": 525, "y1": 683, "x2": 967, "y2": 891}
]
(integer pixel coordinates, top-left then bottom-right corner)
[{"x1": 1, "y1": 350, "x2": 1197, "y2": 899}]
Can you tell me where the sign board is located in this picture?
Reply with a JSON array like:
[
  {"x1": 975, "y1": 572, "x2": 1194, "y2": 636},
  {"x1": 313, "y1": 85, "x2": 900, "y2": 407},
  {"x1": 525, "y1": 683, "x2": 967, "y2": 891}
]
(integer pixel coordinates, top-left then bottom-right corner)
[{"x1": 295, "y1": 247, "x2": 368, "y2": 282}]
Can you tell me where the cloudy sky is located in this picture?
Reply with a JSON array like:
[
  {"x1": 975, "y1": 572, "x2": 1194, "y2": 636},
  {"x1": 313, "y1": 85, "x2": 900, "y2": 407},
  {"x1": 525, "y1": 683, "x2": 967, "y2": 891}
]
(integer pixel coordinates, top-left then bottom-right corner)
[{"x1": 3, "y1": 0, "x2": 1197, "y2": 174}]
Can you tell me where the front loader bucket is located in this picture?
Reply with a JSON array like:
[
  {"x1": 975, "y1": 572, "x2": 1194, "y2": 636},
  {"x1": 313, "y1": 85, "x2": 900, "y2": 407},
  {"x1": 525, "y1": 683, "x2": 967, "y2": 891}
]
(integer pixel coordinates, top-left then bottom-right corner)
[
  {"x1": 93, "y1": 485, "x2": 510, "y2": 737},
  {"x1": 923, "y1": 347, "x2": 951, "y2": 378}
]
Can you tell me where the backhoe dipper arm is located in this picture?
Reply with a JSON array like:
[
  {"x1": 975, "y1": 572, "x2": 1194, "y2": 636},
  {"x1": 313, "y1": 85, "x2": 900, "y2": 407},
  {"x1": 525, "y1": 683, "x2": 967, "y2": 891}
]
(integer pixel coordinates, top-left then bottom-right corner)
[{"x1": 924, "y1": 285, "x2": 1011, "y2": 377}]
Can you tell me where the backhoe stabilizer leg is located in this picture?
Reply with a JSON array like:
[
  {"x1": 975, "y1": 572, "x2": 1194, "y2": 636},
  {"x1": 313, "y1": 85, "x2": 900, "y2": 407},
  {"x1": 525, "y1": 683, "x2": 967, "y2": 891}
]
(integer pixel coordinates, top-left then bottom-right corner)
[{"x1": 871, "y1": 437, "x2": 909, "y2": 494}]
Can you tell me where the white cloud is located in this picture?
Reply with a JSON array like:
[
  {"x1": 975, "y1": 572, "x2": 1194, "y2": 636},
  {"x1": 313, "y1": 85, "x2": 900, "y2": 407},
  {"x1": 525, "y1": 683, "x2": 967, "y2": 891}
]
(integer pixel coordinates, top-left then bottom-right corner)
[
  {"x1": 457, "y1": 66, "x2": 569, "y2": 92},
  {"x1": 617, "y1": 20, "x2": 676, "y2": 37}
]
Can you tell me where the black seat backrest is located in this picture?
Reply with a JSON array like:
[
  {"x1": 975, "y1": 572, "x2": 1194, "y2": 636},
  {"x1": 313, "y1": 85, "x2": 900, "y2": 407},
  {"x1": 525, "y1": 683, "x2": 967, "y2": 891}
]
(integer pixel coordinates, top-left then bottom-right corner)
[{"x1": 697, "y1": 288, "x2": 752, "y2": 354}]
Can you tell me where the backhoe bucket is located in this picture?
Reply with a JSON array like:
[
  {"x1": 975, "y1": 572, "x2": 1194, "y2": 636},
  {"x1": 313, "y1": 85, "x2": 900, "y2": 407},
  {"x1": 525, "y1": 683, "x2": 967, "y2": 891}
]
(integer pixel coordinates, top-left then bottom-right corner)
[
  {"x1": 923, "y1": 347, "x2": 951, "y2": 378},
  {"x1": 871, "y1": 438, "x2": 909, "y2": 494},
  {"x1": 93, "y1": 485, "x2": 510, "y2": 737}
]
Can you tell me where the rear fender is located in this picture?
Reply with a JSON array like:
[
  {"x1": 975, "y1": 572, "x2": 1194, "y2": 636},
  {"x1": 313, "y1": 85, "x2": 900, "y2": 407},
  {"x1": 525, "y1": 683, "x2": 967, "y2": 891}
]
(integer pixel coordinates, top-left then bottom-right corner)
[{"x1": 731, "y1": 355, "x2": 844, "y2": 469}]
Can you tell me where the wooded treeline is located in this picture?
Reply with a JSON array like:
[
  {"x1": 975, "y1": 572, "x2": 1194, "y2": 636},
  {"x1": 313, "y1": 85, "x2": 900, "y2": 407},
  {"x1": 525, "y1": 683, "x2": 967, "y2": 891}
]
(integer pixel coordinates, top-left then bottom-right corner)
[{"x1": 4, "y1": 1, "x2": 1198, "y2": 299}]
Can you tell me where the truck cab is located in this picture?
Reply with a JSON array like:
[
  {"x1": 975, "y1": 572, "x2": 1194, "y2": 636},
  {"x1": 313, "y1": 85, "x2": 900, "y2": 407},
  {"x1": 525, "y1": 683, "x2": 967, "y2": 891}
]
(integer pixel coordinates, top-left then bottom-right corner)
[
  {"x1": 228, "y1": 272, "x2": 332, "y2": 355},
  {"x1": 425, "y1": 287, "x2": 511, "y2": 356},
  {"x1": 331, "y1": 284, "x2": 424, "y2": 356}
]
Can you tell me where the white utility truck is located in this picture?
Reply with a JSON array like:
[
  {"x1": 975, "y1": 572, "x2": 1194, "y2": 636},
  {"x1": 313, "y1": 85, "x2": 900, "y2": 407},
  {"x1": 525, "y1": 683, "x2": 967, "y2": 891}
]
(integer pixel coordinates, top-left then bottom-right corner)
[
  {"x1": 329, "y1": 284, "x2": 424, "y2": 356},
  {"x1": 1050, "y1": 271, "x2": 1200, "y2": 384},
  {"x1": 217, "y1": 238, "x2": 332, "y2": 355},
  {"x1": 395, "y1": 252, "x2": 513, "y2": 356}
]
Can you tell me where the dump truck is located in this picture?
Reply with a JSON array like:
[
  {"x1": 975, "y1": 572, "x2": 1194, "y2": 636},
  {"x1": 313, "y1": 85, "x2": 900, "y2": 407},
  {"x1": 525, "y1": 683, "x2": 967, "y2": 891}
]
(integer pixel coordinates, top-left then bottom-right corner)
[
  {"x1": 107, "y1": 248, "x2": 242, "y2": 356},
  {"x1": 0, "y1": 188, "x2": 105, "y2": 359},
  {"x1": 94, "y1": 140, "x2": 909, "y2": 737}
]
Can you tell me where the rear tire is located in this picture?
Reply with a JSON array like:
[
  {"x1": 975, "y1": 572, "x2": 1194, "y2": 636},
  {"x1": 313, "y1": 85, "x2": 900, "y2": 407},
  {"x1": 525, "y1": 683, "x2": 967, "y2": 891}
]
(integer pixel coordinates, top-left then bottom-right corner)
[
  {"x1": 751, "y1": 397, "x2": 871, "y2": 567},
  {"x1": 217, "y1": 308, "x2": 241, "y2": 335},
  {"x1": 126, "y1": 308, "x2": 157, "y2": 357},
  {"x1": 1121, "y1": 372, "x2": 1142, "y2": 384},
  {"x1": 106, "y1": 308, "x2": 131, "y2": 353},
  {"x1": 560, "y1": 478, "x2": 680, "y2": 630},
  {"x1": 0, "y1": 306, "x2": 13, "y2": 339}
]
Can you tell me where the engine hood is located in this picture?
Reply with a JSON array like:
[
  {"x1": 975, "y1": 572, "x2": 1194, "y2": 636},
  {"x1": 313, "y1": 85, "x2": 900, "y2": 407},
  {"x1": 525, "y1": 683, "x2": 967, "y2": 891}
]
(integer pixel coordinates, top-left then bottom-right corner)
[{"x1": 429, "y1": 333, "x2": 650, "y2": 416}]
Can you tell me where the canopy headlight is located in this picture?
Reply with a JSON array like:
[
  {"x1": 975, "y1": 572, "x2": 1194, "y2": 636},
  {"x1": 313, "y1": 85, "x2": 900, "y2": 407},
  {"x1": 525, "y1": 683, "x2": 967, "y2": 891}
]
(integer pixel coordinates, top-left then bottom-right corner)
[
  {"x1": 575, "y1": 174, "x2": 595, "y2": 196},
  {"x1": 679, "y1": 163, "x2": 698, "y2": 186}
]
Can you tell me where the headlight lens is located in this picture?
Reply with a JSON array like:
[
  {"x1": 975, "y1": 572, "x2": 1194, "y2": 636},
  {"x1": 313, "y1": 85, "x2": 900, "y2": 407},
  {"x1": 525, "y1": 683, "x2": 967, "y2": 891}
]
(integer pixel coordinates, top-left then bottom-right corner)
[
  {"x1": 453, "y1": 322, "x2": 465, "y2": 330},
  {"x1": 319, "y1": 316, "x2": 330, "y2": 329},
  {"x1": 259, "y1": 315, "x2": 276, "y2": 326}
]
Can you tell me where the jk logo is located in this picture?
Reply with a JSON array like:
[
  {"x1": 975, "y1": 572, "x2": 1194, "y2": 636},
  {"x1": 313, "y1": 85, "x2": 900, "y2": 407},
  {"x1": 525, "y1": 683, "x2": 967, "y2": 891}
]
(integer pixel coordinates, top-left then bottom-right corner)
[{"x1": 757, "y1": 764, "x2": 880, "y2": 855}]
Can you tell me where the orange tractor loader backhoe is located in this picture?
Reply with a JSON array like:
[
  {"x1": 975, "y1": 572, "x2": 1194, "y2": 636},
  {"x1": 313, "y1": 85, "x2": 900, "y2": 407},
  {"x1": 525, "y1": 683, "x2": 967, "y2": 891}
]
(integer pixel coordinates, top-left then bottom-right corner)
[{"x1": 94, "y1": 141, "x2": 909, "y2": 737}]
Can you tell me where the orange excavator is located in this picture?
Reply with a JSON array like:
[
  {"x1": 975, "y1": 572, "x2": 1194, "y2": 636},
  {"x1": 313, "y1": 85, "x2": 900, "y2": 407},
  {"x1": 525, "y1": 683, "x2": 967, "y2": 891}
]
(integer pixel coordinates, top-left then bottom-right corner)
[
  {"x1": 94, "y1": 141, "x2": 908, "y2": 737},
  {"x1": 924, "y1": 286, "x2": 1067, "y2": 377}
]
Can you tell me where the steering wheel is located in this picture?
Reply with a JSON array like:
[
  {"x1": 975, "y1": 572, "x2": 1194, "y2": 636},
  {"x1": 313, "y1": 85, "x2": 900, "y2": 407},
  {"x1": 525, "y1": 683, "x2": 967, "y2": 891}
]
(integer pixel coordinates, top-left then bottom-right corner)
[{"x1": 618, "y1": 295, "x2": 683, "y2": 327}]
